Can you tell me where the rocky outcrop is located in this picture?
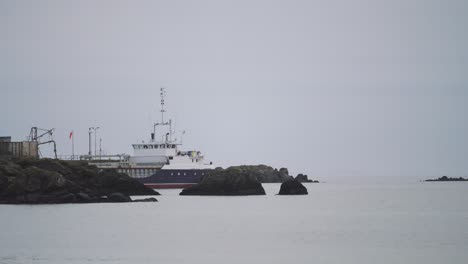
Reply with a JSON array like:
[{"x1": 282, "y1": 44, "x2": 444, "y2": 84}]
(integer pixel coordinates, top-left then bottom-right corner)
[
  {"x1": 0, "y1": 158, "x2": 159, "y2": 204},
  {"x1": 180, "y1": 167, "x2": 266, "y2": 196},
  {"x1": 278, "y1": 179, "x2": 308, "y2": 195},
  {"x1": 295, "y1": 174, "x2": 319, "y2": 183},
  {"x1": 425, "y1": 176, "x2": 468, "y2": 182},
  {"x1": 218, "y1": 165, "x2": 319, "y2": 184},
  {"x1": 225, "y1": 165, "x2": 292, "y2": 183}
]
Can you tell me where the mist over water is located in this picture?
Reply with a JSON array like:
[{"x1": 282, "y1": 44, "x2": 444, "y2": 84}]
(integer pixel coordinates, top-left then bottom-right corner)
[{"x1": 1, "y1": 180, "x2": 467, "y2": 264}]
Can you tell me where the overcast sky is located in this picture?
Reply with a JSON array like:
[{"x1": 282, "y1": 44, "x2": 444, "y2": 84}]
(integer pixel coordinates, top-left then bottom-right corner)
[{"x1": 1, "y1": 0, "x2": 467, "y2": 178}]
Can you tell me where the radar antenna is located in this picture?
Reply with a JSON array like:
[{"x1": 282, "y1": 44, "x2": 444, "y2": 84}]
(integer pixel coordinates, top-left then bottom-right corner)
[
  {"x1": 160, "y1": 87, "x2": 166, "y2": 123},
  {"x1": 152, "y1": 87, "x2": 172, "y2": 143}
]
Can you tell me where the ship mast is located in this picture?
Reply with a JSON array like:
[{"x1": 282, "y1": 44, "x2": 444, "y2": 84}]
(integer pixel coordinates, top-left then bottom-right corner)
[{"x1": 153, "y1": 88, "x2": 172, "y2": 143}]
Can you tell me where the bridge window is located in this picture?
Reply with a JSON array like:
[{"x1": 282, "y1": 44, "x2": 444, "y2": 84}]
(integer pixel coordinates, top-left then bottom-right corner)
[{"x1": 155, "y1": 145, "x2": 158, "y2": 149}]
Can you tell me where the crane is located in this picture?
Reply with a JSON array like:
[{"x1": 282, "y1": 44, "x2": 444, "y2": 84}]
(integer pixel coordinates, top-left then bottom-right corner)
[{"x1": 28, "y1": 127, "x2": 58, "y2": 159}]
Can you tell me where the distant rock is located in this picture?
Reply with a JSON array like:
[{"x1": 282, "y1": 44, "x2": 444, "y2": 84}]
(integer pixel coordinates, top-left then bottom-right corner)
[
  {"x1": 180, "y1": 167, "x2": 266, "y2": 196},
  {"x1": 0, "y1": 157, "x2": 160, "y2": 204},
  {"x1": 278, "y1": 179, "x2": 308, "y2": 195},
  {"x1": 425, "y1": 176, "x2": 468, "y2": 182},
  {"x1": 294, "y1": 173, "x2": 319, "y2": 183}
]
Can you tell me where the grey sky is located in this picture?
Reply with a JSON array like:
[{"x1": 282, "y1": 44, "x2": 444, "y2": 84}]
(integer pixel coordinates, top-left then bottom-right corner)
[{"x1": 1, "y1": 0, "x2": 467, "y2": 178}]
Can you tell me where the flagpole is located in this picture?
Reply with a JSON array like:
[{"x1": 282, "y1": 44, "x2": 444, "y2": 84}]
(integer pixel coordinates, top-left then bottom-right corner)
[{"x1": 71, "y1": 131, "x2": 75, "y2": 160}]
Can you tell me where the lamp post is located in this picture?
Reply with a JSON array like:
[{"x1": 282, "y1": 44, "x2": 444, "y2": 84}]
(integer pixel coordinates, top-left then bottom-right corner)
[
  {"x1": 99, "y1": 138, "x2": 102, "y2": 158},
  {"x1": 94, "y1": 127, "x2": 100, "y2": 158},
  {"x1": 88, "y1": 127, "x2": 94, "y2": 156}
]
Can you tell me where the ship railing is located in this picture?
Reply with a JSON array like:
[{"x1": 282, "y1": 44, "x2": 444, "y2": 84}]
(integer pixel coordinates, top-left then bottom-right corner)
[
  {"x1": 79, "y1": 154, "x2": 130, "y2": 162},
  {"x1": 57, "y1": 155, "x2": 82, "y2": 160}
]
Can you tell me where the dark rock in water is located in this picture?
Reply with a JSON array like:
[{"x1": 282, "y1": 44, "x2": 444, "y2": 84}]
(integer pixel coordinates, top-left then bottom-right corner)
[
  {"x1": 0, "y1": 157, "x2": 160, "y2": 204},
  {"x1": 278, "y1": 179, "x2": 308, "y2": 195},
  {"x1": 294, "y1": 174, "x2": 319, "y2": 183},
  {"x1": 180, "y1": 167, "x2": 266, "y2": 196},
  {"x1": 107, "y1": 192, "x2": 132, "y2": 203},
  {"x1": 425, "y1": 176, "x2": 468, "y2": 182},
  {"x1": 133, "y1": 197, "x2": 158, "y2": 202}
]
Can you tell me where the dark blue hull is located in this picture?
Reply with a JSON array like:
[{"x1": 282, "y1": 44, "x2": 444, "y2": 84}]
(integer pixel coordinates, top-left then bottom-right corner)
[{"x1": 136, "y1": 169, "x2": 212, "y2": 189}]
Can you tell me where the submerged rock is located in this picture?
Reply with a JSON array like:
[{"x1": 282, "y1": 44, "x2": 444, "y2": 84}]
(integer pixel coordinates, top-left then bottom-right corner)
[
  {"x1": 0, "y1": 157, "x2": 160, "y2": 204},
  {"x1": 278, "y1": 179, "x2": 308, "y2": 195},
  {"x1": 133, "y1": 197, "x2": 158, "y2": 202},
  {"x1": 180, "y1": 167, "x2": 266, "y2": 196}
]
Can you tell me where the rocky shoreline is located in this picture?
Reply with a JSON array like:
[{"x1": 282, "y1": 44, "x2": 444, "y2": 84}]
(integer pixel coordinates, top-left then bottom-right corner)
[
  {"x1": 1, "y1": 158, "x2": 316, "y2": 201},
  {"x1": 0, "y1": 158, "x2": 159, "y2": 204},
  {"x1": 180, "y1": 166, "x2": 313, "y2": 196}
]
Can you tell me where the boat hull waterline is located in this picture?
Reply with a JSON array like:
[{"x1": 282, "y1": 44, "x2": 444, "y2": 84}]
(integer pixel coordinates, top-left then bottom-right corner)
[{"x1": 136, "y1": 169, "x2": 212, "y2": 189}]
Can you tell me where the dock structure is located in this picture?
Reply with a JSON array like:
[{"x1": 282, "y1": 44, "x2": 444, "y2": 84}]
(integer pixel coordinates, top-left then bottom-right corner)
[{"x1": 0, "y1": 136, "x2": 39, "y2": 158}]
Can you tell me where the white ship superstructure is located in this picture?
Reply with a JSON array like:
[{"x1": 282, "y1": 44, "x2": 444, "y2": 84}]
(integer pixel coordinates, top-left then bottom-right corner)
[{"x1": 87, "y1": 88, "x2": 214, "y2": 188}]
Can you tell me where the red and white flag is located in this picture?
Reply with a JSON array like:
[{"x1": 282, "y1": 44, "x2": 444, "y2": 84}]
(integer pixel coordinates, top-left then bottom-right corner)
[{"x1": 69, "y1": 131, "x2": 73, "y2": 139}]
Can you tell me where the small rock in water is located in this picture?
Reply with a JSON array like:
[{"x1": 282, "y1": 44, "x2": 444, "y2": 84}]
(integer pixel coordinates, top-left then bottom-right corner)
[{"x1": 278, "y1": 179, "x2": 308, "y2": 195}]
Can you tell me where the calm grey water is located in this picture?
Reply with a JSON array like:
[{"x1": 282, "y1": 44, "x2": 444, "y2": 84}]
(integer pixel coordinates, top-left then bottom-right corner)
[{"x1": 1, "y1": 177, "x2": 468, "y2": 264}]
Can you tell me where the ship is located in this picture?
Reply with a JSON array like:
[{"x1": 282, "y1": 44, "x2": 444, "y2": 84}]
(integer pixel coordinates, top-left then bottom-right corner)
[{"x1": 87, "y1": 88, "x2": 214, "y2": 188}]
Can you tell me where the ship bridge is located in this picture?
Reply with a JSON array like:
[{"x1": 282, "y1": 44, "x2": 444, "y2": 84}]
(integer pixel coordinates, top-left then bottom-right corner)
[{"x1": 132, "y1": 143, "x2": 179, "y2": 157}]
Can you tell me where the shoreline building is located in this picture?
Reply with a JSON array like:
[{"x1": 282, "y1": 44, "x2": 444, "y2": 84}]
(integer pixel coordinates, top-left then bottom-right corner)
[{"x1": 0, "y1": 136, "x2": 39, "y2": 158}]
